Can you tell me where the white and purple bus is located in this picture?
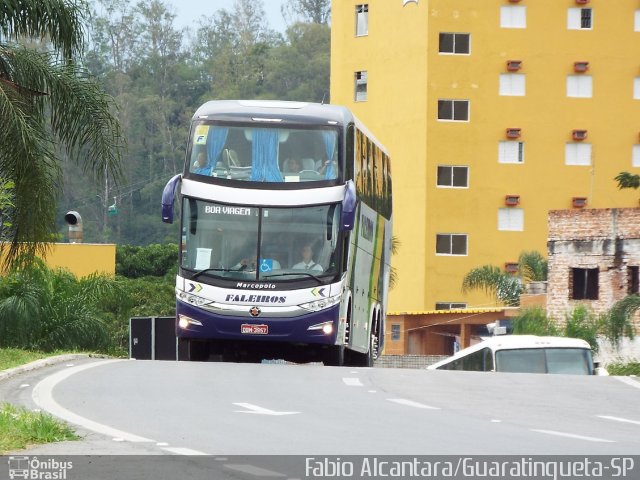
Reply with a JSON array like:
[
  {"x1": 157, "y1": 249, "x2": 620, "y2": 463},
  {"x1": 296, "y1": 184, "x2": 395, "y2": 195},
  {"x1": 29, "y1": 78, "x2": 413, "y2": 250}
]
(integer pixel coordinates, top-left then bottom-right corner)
[{"x1": 162, "y1": 100, "x2": 392, "y2": 365}]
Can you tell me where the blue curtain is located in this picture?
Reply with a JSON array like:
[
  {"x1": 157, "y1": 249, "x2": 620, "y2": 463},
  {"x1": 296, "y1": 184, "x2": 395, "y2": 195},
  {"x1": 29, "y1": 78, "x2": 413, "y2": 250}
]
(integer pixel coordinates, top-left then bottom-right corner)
[
  {"x1": 207, "y1": 127, "x2": 229, "y2": 171},
  {"x1": 322, "y1": 131, "x2": 337, "y2": 179},
  {"x1": 250, "y1": 129, "x2": 283, "y2": 182}
]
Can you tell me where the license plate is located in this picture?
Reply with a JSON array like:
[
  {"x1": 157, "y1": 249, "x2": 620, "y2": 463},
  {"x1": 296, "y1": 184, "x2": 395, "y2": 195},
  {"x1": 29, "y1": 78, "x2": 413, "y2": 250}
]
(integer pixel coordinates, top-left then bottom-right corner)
[{"x1": 241, "y1": 324, "x2": 268, "y2": 335}]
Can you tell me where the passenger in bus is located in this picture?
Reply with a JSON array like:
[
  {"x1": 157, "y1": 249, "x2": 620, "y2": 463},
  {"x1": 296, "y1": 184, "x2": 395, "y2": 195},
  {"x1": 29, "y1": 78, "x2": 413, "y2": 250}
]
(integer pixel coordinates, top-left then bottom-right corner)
[
  {"x1": 292, "y1": 244, "x2": 323, "y2": 272},
  {"x1": 317, "y1": 159, "x2": 338, "y2": 178},
  {"x1": 192, "y1": 151, "x2": 212, "y2": 176},
  {"x1": 283, "y1": 158, "x2": 302, "y2": 174}
]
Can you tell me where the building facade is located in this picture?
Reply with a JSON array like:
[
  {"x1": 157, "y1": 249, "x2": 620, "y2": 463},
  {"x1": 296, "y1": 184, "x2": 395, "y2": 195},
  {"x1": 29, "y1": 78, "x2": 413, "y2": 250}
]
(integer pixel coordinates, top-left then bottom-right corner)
[
  {"x1": 547, "y1": 208, "x2": 640, "y2": 326},
  {"x1": 330, "y1": 0, "x2": 640, "y2": 315}
]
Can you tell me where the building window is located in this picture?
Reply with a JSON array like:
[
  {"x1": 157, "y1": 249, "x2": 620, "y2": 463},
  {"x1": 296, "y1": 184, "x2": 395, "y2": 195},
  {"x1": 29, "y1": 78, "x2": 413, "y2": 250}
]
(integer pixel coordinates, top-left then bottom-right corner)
[
  {"x1": 628, "y1": 266, "x2": 639, "y2": 295},
  {"x1": 498, "y1": 141, "x2": 524, "y2": 164},
  {"x1": 437, "y1": 100, "x2": 469, "y2": 122},
  {"x1": 499, "y1": 74, "x2": 526, "y2": 96},
  {"x1": 565, "y1": 143, "x2": 592, "y2": 166},
  {"x1": 435, "y1": 302, "x2": 467, "y2": 310},
  {"x1": 635, "y1": 10, "x2": 640, "y2": 32},
  {"x1": 391, "y1": 324, "x2": 401, "y2": 341},
  {"x1": 633, "y1": 145, "x2": 640, "y2": 167},
  {"x1": 500, "y1": 6, "x2": 526, "y2": 29},
  {"x1": 439, "y1": 33, "x2": 470, "y2": 54},
  {"x1": 567, "y1": 75, "x2": 593, "y2": 98},
  {"x1": 634, "y1": 78, "x2": 640, "y2": 99},
  {"x1": 437, "y1": 165, "x2": 469, "y2": 188},
  {"x1": 354, "y1": 71, "x2": 367, "y2": 102},
  {"x1": 498, "y1": 208, "x2": 524, "y2": 232},
  {"x1": 571, "y1": 267, "x2": 599, "y2": 300},
  {"x1": 436, "y1": 234, "x2": 468, "y2": 256},
  {"x1": 568, "y1": 8, "x2": 592, "y2": 30},
  {"x1": 355, "y1": 4, "x2": 368, "y2": 36}
]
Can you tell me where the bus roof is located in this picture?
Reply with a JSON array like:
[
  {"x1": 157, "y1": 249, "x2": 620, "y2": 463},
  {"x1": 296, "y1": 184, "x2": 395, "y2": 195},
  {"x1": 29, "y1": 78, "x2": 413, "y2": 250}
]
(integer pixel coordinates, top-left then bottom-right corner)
[
  {"x1": 427, "y1": 335, "x2": 592, "y2": 370},
  {"x1": 192, "y1": 100, "x2": 354, "y2": 126}
]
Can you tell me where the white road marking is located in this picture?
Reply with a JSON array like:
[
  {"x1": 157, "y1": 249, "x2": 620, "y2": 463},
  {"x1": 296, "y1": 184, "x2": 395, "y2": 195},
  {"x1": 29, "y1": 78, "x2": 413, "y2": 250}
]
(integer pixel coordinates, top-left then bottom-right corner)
[
  {"x1": 614, "y1": 376, "x2": 640, "y2": 389},
  {"x1": 597, "y1": 415, "x2": 640, "y2": 426},
  {"x1": 530, "y1": 429, "x2": 615, "y2": 443},
  {"x1": 32, "y1": 359, "x2": 154, "y2": 443},
  {"x1": 162, "y1": 447, "x2": 209, "y2": 456},
  {"x1": 156, "y1": 442, "x2": 169, "y2": 447},
  {"x1": 19, "y1": 384, "x2": 30, "y2": 389},
  {"x1": 387, "y1": 398, "x2": 440, "y2": 410},
  {"x1": 490, "y1": 419, "x2": 502, "y2": 423},
  {"x1": 224, "y1": 464, "x2": 286, "y2": 477},
  {"x1": 233, "y1": 403, "x2": 299, "y2": 415},
  {"x1": 342, "y1": 377, "x2": 363, "y2": 387}
]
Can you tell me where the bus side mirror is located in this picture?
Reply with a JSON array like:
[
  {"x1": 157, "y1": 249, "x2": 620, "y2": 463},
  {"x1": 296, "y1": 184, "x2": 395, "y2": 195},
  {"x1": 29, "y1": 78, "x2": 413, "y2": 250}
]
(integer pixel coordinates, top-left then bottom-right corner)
[
  {"x1": 161, "y1": 174, "x2": 182, "y2": 224},
  {"x1": 341, "y1": 180, "x2": 356, "y2": 231}
]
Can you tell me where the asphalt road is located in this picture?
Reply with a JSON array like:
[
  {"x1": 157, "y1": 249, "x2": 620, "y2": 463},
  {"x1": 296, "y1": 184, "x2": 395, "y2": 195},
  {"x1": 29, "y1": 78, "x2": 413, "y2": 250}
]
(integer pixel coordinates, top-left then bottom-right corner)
[{"x1": 2, "y1": 357, "x2": 640, "y2": 457}]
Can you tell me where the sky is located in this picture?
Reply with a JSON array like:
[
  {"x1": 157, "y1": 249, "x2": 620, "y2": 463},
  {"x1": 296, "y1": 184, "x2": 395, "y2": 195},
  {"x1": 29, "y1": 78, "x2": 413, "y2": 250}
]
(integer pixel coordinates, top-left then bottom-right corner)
[{"x1": 163, "y1": 0, "x2": 287, "y2": 33}]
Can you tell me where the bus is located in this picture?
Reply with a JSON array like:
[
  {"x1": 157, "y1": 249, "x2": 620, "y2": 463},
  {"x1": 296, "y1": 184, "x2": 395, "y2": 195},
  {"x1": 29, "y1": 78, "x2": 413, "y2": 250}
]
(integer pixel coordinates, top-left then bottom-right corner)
[
  {"x1": 161, "y1": 100, "x2": 392, "y2": 365},
  {"x1": 427, "y1": 335, "x2": 607, "y2": 375}
]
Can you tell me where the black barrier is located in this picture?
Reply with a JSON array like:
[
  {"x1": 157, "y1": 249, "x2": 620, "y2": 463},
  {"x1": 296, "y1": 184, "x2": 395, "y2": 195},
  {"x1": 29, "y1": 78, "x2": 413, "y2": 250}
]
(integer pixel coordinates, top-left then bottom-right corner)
[{"x1": 129, "y1": 316, "x2": 177, "y2": 360}]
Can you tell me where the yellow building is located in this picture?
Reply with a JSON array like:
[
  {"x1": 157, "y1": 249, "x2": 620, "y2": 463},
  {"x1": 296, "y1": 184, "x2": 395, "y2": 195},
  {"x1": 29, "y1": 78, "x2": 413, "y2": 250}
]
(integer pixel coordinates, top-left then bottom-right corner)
[{"x1": 331, "y1": 0, "x2": 640, "y2": 315}]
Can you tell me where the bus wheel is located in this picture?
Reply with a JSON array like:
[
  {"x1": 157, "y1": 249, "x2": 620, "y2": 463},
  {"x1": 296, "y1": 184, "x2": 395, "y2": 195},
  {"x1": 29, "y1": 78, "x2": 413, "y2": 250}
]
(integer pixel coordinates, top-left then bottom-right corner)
[{"x1": 323, "y1": 345, "x2": 345, "y2": 366}]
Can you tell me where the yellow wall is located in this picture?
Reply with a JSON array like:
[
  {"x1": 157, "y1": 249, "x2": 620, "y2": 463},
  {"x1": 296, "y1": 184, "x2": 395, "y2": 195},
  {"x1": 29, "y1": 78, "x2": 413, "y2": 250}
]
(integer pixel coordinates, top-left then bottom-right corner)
[
  {"x1": 331, "y1": 0, "x2": 640, "y2": 313},
  {"x1": 38, "y1": 243, "x2": 115, "y2": 278}
]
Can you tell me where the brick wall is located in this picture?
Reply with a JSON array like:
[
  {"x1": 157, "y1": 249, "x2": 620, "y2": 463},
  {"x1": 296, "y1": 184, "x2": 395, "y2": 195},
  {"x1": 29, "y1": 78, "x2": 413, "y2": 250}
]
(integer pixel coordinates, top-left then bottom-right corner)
[{"x1": 547, "y1": 209, "x2": 640, "y2": 328}]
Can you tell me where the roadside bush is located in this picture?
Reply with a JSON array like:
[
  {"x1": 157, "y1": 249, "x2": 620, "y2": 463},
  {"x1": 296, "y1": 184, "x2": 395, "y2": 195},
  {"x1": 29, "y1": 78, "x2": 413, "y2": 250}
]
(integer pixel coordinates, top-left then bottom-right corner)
[
  {"x1": 116, "y1": 244, "x2": 178, "y2": 278},
  {"x1": 605, "y1": 362, "x2": 640, "y2": 376},
  {"x1": 511, "y1": 307, "x2": 559, "y2": 336}
]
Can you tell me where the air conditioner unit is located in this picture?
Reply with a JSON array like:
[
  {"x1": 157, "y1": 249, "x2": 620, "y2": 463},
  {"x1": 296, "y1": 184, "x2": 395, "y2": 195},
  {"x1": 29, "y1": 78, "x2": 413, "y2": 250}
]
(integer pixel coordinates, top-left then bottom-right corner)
[
  {"x1": 572, "y1": 129, "x2": 588, "y2": 141},
  {"x1": 505, "y1": 194, "x2": 520, "y2": 206},
  {"x1": 574, "y1": 61, "x2": 589, "y2": 73},
  {"x1": 506, "y1": 128, "x2": 521, "y2": 139},
  {"x1": 572, "y1": 197, "x2": 588, "y2": 208},
  {"x1": 506, "y1": 60, "x2": 522, "y2": 72},
  {"x1": 504, "y1": 262, "x2": 519, "y2": 274}
]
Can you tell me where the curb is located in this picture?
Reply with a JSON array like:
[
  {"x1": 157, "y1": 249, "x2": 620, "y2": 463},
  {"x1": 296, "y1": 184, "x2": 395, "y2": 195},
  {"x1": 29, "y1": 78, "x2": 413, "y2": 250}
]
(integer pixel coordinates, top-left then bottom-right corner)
[{"x1": 0, "y1": 354, "x2": 111, "y2": 383}]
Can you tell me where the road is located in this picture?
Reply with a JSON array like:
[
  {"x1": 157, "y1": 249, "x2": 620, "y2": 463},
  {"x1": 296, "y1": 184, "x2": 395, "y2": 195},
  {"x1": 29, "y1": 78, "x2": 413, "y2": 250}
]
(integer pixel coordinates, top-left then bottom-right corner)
[{"x1": 2, "y1": 357, "x2": 640, "y2": 457}]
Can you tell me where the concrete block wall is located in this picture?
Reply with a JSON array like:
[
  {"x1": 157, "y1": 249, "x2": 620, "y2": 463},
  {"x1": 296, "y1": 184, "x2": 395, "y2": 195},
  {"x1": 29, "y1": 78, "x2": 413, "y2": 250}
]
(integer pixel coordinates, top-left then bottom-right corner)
[{"x1": 547, "y1": 209, "x2": 640, "y2": 327}]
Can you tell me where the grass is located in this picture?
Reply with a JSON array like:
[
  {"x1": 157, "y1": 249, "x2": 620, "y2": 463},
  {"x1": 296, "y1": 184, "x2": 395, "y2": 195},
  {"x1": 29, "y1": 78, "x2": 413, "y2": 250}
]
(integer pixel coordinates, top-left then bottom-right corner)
[
  {"x1": 0, "y1": 403, "x2": 79, "y2": 454},
  {"x1": 606, "y1": 362, "x2": 640, "y2": 376},
  {"x1": 0, "y1": 348, "x2": 85, "y2": 371}
]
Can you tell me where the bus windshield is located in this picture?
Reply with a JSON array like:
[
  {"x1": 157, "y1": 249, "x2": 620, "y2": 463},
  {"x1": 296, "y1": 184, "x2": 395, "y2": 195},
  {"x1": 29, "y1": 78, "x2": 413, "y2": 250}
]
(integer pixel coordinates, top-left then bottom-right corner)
[
  {"x1": 187, "y1": 123, "x2": 340, "y2": 183},
  {"x1": 181, "y1": 199, "x2": 342, "y2": 283},
  {"x1": 495, "y1": 348, "x2": 593, "y2": 374}
]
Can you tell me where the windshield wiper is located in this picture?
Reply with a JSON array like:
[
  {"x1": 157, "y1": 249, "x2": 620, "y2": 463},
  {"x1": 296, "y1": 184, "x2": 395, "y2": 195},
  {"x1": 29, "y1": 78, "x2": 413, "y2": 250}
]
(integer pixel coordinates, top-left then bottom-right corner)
[
  {"x1": 262, "y1": 272, "x2": 323, "y2": 283},
  {"x1": 190, "y1": 268, "x2": 236, "y2": 280}
]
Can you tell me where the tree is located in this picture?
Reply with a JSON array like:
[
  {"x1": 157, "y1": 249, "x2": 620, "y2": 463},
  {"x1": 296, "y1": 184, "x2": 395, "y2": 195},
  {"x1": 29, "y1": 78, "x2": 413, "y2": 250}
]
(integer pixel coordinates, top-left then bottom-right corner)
[
  {"x1": 0, "y1": 0, "x2": 123, "y2": 268},
  {"x1": 281, "y1": 0, "x2": 331, "y2": 25},
  {"x1": 461, "y1": 265, "x2": 523, "y2": 307},
  {"x1": 461, "y1": 251, "x2": 548, "y2": 307},
  {"x1": 615, "y1": 171, "x2": 640, "y2": 191}
]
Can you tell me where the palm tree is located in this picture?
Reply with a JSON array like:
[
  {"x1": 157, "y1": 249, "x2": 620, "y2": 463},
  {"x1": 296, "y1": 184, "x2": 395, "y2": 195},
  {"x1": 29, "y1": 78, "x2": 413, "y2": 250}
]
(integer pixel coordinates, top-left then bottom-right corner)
[
  {"x1": 0, "y1": 258, "x2": 123, "y2": 351},
  {"x1": 614, "y1": 171, "x2": 640, "y2": 191},
  {"x1": 461, "y1": 265, "x2": 523, "y2": 306},
  {"x1": 0, "y1": 0, "x2": 123, "y2": 268},
  {"x1": 461, "y1": 251, "x2": 548, "y2": 307},
  {"x1": 603, "y1": 295, "x2": 638, "y2": 348}
]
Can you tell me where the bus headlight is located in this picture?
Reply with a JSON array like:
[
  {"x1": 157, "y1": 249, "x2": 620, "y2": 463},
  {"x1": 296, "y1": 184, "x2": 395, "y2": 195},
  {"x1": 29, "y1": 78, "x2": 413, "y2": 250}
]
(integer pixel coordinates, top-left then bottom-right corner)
[
  {"x1": 177, "y1": 291, "x2": 209, "y2": 307},
  {"x1": 299, "y1": 294, "x2": 341, "y2": 312},
  {"x1": 178, "y1": 315, "x2": 203, "y2": 329},
  {"x1": 307, "y1": 321, "x2": 334, "y2": 335}
]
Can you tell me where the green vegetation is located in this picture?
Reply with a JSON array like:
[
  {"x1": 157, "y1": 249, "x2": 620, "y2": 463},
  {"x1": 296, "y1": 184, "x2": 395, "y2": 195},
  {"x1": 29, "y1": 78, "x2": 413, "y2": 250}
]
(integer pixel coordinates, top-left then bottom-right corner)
[
  {"x1": 0, "y1": 403, "x2": 79, "y2": 454},
  {"x1": 606, "y1": 362, "x2": 640, "y2": 376},
  {"x1": 0, "y1": 349, "x2": 54, "y2": 371},
  {"x1": 0, "y1": 245, "x2": 176, "y2": 357},
  {"x1": 0, "y1": 0, "x2": 123, "y2": 269},
  {"x1": 462, "y1": 251, "x2": 548, "y2": 307}
]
